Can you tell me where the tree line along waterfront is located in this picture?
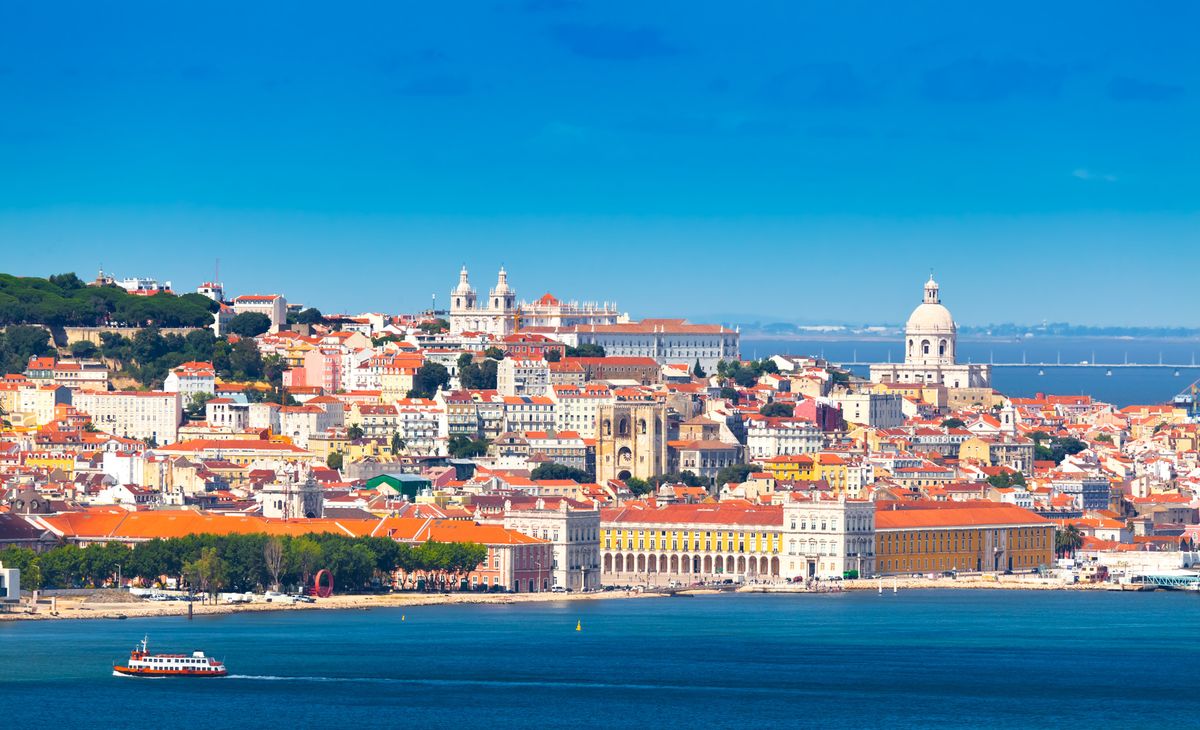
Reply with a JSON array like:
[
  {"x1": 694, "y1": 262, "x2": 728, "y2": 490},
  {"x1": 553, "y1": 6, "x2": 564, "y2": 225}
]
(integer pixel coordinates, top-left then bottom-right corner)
[{"x1": 0, "y1": 534, "x2": 488, "y2": 597}]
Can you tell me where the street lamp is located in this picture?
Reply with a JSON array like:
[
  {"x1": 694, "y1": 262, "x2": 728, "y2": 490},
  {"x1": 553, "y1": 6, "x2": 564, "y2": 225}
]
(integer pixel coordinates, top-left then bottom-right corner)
[{"x1": 114, "y1": 563, "x2": 122, "y2": 590}]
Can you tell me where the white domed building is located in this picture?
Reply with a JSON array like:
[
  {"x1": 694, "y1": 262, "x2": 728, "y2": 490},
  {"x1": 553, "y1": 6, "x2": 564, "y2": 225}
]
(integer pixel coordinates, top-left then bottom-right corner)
[{"x1": 870, "y1": 277, "x2": 990, "y2": 389}]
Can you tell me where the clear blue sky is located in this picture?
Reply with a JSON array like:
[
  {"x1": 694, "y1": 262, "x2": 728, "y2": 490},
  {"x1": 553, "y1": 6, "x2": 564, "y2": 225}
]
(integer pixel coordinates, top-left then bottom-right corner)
[{"x1": 1, "y1": 2, "x2": 1196, "y2": 326}]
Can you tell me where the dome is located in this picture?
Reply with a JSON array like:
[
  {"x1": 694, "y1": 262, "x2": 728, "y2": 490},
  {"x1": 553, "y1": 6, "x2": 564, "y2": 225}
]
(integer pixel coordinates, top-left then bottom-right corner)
[
  {"x1": 492, "y1": 266, "x2": 512, "y2": 295},
  {"x1": 906, "y1": 274, "x2": 955, "y2": 334},
  {"x1": 906, "y1": 302, "x2": 955, "y2": 334},
  {"x1": 453, "y1": 266, "x2": 474, "y2": 295}
]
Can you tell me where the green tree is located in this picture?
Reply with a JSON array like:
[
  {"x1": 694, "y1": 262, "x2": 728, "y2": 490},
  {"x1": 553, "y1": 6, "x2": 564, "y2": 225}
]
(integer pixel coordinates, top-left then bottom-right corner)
[
  {"x1": 1055, "y1": 524, "x2": 1084, "y2": 557},
  {"x1": 941, "y1": 418, "x2": 966, "y2": 429},
  {"x1": 692, "y1": 359, "x2": 706, "y2": 378},
  {"x1": 986, "y1": 471, "x2": 1026, "y2": 489},
  {"x1": 228, "y1": 338, "x2": 264, "y2": 380},
  {"x1": 128, "y1": 539, "x2": 178, "y2": 587},
  {"x1": 264, "y1": 537, "x2": 286, "y2": 591},
  {"x1": 448, "y1": 435, "x2": 490, "y2": 458},
  {"x1": 48, "y1": 272, "x2": 87, "y2": 290},
  {"x1": 483, "y1": 346, "x2": 505, "y2": 360},
  {"x1": 183, "y1": 546, "x2": 228, "y2": 603},
  {"x1": 22, "y1": 559, "x2": 43, "y2": 591},
  {"x1": 323, "y1": 540, "x2": 377, "y2": 590},
  {"x1": 185, "y1": 392, "x2": 215, "y2": 420},
  {"x1": 733, "y1": 367, "x2": 758, "y2": 387},
  {"x1": 761, "y1": 402, "x2": 793, "y2": 418},
  {"x1": 715, "y1": 463, "x2": 755, "y2": 487},
  {"x1": 69, "y1": 340, "x2": 99, "y2": 359},
  {"x1": 408, "y1": 362, "x2": 450, "y2": 398},
  {"x1": 459, "y1": 358, "x2": 498, "y2": 389},
  {"x1": 530, "y1": 462, "x2": 591, "y2": 482},
  {"x1": 288, "y1": 537, "x2": 323, "y2": 588},
  {"x1": 327, "y1": 451, "x2": 344, "y2": 470},
  {"x1": 0, "y1": 325, "x2": 54, "y2": 374},
  {"x1": 390, "y1": 432, "x2": 405, "y2": 455},
  {"x1": 624, "y1": 477, "x2": 653, "y2": 496},
  {"x1": 418, "y1": 318, "x2": 449, "y2": 334},
  {"x1": 295, "y1": 308, "x2": 325, "y2": 325},
  {"x1": 447, "y1": 542, "x2": 487, "y2": 588},
  {"x1": 544, "y1": 349, "x2": 561, "y2": 362},
  {"x1": 564, "y1": 343, "x2": 605, "y2": 358},
  {"x1": 347, "y1": 423, "x2": 364, "y2": 440},
  {"x1": 0, "y1": 547, "x2": 38, "y2": 576},
  {"x1": 37, "y1": 545, "x2": 84, "y2": 588},
  {"x1": 1035, "y1": 435, "x2": 1089, "y2": 464},
  {"x1": 228, "y1": 312, "x2": 272, "y2": 338}
]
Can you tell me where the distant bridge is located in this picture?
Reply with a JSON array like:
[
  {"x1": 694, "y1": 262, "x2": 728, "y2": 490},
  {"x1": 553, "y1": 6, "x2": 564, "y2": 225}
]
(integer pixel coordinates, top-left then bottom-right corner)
[{"x1": 837, "y1": 362, "x2": 1200, "y2": 369}]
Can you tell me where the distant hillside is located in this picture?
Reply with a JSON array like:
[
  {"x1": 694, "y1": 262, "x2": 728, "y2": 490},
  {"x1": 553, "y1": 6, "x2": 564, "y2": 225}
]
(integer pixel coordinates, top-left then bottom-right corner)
[{"x1": 0, "y1": 272, "x2": 217, "y2": 328}]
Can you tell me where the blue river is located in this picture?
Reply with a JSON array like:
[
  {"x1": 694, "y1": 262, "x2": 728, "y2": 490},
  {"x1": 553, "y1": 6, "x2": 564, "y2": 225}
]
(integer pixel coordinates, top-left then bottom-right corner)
[
  {"x1": 741, "y1": 336, "x2": 1200, "y2": 406},
  {"x1": 3, "y1": 591, "x2": 1198, "y2": 728}
]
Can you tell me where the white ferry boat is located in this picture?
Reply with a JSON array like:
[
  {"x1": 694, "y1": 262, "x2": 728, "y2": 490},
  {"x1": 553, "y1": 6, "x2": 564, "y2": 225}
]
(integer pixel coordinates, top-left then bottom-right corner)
[{"x1": 112, "y1": 637, "x2": 227, "y2": 678}]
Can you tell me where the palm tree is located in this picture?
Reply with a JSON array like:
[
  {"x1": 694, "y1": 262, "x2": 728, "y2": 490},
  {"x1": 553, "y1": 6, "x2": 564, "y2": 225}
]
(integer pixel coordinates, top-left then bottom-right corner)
[{"x1": 1055, "y1": 524, "x2": 1084, "y2": 557}]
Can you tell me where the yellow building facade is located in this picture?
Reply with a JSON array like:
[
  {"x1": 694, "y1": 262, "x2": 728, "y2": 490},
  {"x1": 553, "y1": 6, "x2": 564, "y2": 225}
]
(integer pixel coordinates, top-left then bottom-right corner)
[
  {"x1": 760, "y1": 453, "x2": 850, "y2": 492},
  {"x1": 601, "y1": 505, "x2": 783, "y2": 582},
  {"x1": 874, "y1": 504, "x2": 1054, "y2": 574}
]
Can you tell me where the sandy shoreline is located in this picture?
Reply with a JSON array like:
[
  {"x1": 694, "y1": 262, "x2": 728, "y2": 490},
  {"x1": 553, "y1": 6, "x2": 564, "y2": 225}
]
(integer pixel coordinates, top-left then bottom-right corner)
[
  {"x1": 1, "y1": 575, "x2": 1135, "y2": 622},
  {"x1": 0, "y1": 589, "x2": 660, "y2": 622}
]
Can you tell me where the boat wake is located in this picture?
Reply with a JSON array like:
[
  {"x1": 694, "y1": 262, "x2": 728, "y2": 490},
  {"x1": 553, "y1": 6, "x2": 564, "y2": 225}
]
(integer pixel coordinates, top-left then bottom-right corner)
[{"x1": 224, "y1": 675, "x2": 773, "y2": 694}]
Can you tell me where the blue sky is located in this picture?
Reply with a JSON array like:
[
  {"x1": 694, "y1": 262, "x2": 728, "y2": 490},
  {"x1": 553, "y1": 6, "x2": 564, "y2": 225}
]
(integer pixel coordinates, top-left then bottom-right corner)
[{"x1": 1, "y1": 1, "x2": 1196, "y2": 326}]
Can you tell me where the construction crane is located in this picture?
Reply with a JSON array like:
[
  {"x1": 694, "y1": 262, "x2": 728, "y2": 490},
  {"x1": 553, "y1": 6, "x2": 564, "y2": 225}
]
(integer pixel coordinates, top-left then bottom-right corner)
[{"x1": 1172, "y1": 378, "x2": 1200, "y2": 418}]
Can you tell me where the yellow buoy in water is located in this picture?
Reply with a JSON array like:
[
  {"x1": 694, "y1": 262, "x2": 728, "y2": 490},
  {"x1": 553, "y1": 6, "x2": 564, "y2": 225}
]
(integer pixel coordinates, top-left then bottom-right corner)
[
  {"x1": 402, "y1": 615, "x2": 406, "y2": 622},
  {"x1": 576, "y1": 620, "x2": 582, "y2": 632}
]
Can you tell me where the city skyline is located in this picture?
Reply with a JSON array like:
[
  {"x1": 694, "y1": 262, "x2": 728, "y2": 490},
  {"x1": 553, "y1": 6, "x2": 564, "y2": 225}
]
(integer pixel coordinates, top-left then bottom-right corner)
[{"x1": 2, "y1": 2, "x2": 1197, "y2": 325}]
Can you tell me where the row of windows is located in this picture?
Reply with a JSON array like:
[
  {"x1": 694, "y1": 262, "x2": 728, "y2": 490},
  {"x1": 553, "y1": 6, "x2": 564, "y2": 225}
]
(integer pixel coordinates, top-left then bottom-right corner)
[
  {"x1": 879, "y1": 551, "x2": 1045, "y2": 573},
  {"x1": 603, "y1": 535, "x2": 780, "y2": 553},
  {"x1": 607, "y1": 529, "x2": 778, "y2": 541}
]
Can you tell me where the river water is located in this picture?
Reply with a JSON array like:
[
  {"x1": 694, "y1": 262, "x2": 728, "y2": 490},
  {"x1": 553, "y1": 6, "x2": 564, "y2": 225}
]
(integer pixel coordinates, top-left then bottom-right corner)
[
  {"x1": 742, "y1": 336, "x2": 1200, "y2": 406},
  {"x1": 3, "y1": 591, "x2": 1198, "y2": 728}
]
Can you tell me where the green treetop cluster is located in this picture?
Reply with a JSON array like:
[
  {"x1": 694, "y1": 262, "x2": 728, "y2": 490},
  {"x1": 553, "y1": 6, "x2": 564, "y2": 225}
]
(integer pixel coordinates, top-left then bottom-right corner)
[
  {"x1": 0, "y1": 533, "x2": 487, "y2": 594},
  {"x1": 0, "y1": 273, "x2": 217, "y2": 328}
]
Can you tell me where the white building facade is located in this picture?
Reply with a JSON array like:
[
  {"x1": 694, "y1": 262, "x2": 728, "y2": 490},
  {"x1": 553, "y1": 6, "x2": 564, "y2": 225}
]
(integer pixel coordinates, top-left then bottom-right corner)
[
  {"x1": 497, "y1": 356, "x2": 550, "y2": 396},
  {"x1": 555, "y1": 319, "x2": 739, "y2": 373},
  {"x1": 781, "y1": 496, "x2": 876, "y2": 580},
  {"x1": 73, "y1": 391, "x2": 183, "y2": 445},
  {"x1": 549, "y1": 383, "x2": 614, "y2": 438},
  {"x1": 745, "y1": 417, "x2": 823, "y2": 459},
  {"x1": 163, "y1": 361, "x2": 216, "y2": 398},
  {"x1": 503, "y1": 498, "x2": 602, "y2": 591}
]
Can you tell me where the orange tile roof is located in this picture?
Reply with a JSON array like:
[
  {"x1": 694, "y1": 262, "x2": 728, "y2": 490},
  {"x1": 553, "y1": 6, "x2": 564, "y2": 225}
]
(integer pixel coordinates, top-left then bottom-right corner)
[
  {"x1": 875, "y1": 503, "x2": 1050, "y2": 530},
  {"x1": 416, "y1": 519, "x2": 548, "y2": 545},
  {"x1": 40, "y1": 510, "x2": 386, "y2": 540},
  {"x1": 603, "y1": 504, "x2": 782, "y2": 527}
]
